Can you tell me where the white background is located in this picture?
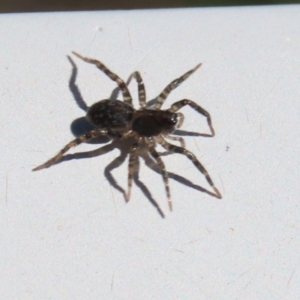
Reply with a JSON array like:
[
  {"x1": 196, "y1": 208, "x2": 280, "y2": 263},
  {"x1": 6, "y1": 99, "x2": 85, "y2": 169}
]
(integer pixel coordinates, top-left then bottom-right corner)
[{"x1": 0, "y1": 6, "x2": 300, "y2": 299}]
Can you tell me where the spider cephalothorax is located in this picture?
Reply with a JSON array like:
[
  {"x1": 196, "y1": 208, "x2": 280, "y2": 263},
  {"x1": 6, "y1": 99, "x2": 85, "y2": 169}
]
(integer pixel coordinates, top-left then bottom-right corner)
[{"x1": 33, "y1": 52, "x2": 221, "y2": 211}]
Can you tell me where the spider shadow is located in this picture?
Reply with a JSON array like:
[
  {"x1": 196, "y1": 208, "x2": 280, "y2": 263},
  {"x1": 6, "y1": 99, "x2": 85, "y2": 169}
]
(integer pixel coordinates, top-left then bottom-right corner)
[
  {"x1": 58, "y1": 137, "x2": 166, "y2": 218},
  {"x1": 65, "y1": 56, "x2": 218, "y2": 217}
]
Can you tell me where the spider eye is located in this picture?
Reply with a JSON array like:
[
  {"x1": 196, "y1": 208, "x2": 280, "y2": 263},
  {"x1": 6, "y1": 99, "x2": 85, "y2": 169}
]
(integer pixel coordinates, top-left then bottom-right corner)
[{"x1": 169, "y1": 113, "x2": 178, "y2": 124}]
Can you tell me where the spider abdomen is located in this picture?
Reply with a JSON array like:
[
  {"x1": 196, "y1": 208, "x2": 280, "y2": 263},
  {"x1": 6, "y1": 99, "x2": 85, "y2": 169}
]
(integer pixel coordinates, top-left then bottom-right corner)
[
  {"x1": 132, "y1": 110, "x2": 177, "y2": 137},
  {"x1": 87, "y1": 99, "x2": 134, "y2": 129}
]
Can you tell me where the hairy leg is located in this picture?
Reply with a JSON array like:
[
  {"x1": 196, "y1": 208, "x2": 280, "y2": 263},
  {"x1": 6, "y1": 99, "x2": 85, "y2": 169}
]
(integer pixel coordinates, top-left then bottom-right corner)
[
  {"x1": 168, "y1": 99, "x2": 215, "y2": 137},
  {"x1": 155, "y1": 63, "x2": 201, "y2": 109},
  {"x1": 126, "y1": 140, "x2": 139, "y2": 202},
  {"x1": 157, "y1": 137, "x2": 222, "y2": 199},
  {"x1": 127, "y1": 71, "x2": 146, "y2": 108},
  {"x1": 32, "y1": 129, "x2": 109, "y2": 171},
  {"x1": 72, "y1": 51, "x2": 133, "y2": 105},
  {"x1": 163, "y1": 135, "x2": 185, "y2": 148},
  {"x1": 145, "y1": 138, "x2": 172, "y2": 211}
]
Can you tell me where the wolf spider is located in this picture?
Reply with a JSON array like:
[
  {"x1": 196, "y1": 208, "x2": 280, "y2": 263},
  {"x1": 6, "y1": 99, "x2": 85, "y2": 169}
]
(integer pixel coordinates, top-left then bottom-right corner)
[{"x1": 33, "y1": 51, "x2": 222, "y2": 211}]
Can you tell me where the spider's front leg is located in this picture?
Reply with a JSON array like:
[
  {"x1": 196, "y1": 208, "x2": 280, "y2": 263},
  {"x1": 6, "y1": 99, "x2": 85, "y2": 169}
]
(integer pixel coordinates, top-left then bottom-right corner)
[
  {"x1": 145, "y1": 138, "x2": 172, "y2": 211},
  {"x1": 157, "y1": 137, "x2": 222, "y2": 199},
  {"x1": 72, "y1": 51, "x2": 133, "y2": 105},
  {"x1": 168, "y1": 99, "x2": 215, "y2": 137},
  {"x1": 32, "y1": 129, "x2": 109, "y2": 171},
  {"x1": 164, "y1": 134, "x2": 186, "y2": 149},
  {"x1": 155, "y1": 63, "x2": 202, "y2": 109}
]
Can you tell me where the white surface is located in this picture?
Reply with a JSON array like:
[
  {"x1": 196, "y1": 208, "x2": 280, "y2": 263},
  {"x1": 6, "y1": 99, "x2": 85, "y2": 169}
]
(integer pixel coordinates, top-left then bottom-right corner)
[{"x1": 1, "y1": 6, "x2": 300, "y2": 299}]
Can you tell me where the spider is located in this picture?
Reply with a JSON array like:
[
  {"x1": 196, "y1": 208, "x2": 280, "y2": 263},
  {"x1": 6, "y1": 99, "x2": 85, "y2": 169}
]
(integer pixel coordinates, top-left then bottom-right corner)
[{"x1": 33, "y1": 51, "x2": 222, "y2": 211}]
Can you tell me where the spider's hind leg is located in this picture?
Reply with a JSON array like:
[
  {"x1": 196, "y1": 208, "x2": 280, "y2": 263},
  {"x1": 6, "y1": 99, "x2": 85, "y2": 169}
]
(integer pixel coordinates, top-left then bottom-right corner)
[{"x1": 32, "y1": 129, "x2": 109, "y2": 171}]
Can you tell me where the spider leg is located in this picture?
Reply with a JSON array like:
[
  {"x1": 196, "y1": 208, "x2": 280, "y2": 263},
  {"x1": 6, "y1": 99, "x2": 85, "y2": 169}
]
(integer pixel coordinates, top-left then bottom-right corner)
[
  {"x1": 145, "y1": 138, "x2": 172, "y2": 211},
  {"x1": 126, "y1": 140, "x2": 139, "y2": 202},
  {"x1": 155, "y1": 63, "x2": 202, "y2": 110},
  {"x1": 32, "y1": 129, "x2": 109, "y2": 171},
  {"x1": 168, "y1": 99, "x2": 215, "y2": 137},
  {"x1": 176, "y1": 112, "x2": 184, "y2": 129},
  {"x1": 157, "y1": 137, "x2": 222, "y2": 199},
  {"x1": 126, "y1": 71, "x2": 146, "y2": 108},
  {"x1": 72, "y1": 51, "x2": 132, "y2": 105},
  {"x1": 163, "y1": 135, "x2": 186, "y2": 148},
  {"x1": 162, "y1": 112, "x2": 185, "y2": 148}
]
